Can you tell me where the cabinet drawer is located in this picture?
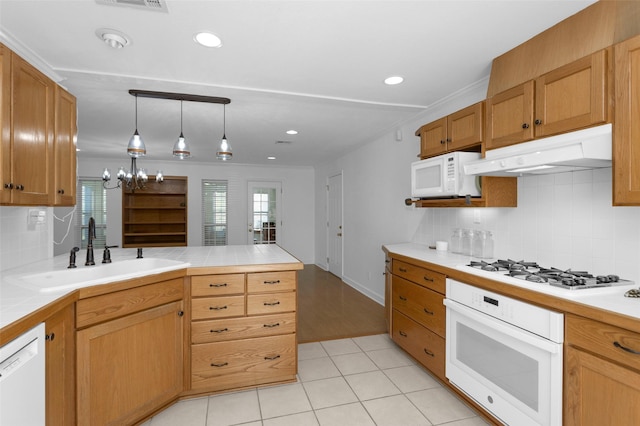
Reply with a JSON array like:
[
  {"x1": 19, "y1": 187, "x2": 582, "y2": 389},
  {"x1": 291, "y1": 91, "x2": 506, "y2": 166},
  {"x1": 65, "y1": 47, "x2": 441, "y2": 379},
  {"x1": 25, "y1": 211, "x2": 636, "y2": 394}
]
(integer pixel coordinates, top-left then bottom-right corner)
[
  {"x1": 392, "y1": 260, "x2": 445, "y2": 293},
  {"x1": 392, "y1": 276, "x2": 445, "y2": 337},
  {"x1": 191, "y1": 296, "x2": 245, "y2": 320},
  {"x1": 191, "y1": 334, "x2": 297, "y2": 392},
  {"x1": 247, "y1": 271, "x2": 296, "y2": 293},
  {"x1": 247, "y1": 292, "x2": 296, "y2": 316},
  {"x1": 191, "y1": 274, "x2": 245, "y2": 297},
  {"x1": 191, "y1": 313, "x2": 296, "y2": 344},
  {"x1": 566, "y1": 314, "x2": 640, "y2": 371},
  {"x1": 392, "y1": 310, "x2": 445, "y2": 381},
  {"x1": 76, "y1": 278, "x2": 183, "y2": 328}
]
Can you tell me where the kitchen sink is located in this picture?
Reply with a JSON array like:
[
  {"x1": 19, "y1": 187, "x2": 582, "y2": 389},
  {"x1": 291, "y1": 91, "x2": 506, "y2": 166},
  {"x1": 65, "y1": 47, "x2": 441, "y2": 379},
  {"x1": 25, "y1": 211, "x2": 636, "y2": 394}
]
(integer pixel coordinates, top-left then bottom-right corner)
[{"x1": 14, "y1": 258, "x2": 190, "y2": 293}]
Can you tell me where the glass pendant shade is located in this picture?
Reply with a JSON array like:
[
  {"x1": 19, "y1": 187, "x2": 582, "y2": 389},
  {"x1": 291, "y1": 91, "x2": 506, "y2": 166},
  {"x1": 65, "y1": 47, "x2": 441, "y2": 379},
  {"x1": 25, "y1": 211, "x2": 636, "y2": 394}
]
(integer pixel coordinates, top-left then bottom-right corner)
[
  {"x1": 216, "y1": 134, "x2": 232, "y2": 161},
  {"x1": 173, "y1": 101, "x2": 190, "y2": 159},
  {"x1": 216, "y1": 103, "x2": 232, "y2": 160},
  {"x1": 127, "y1": 94, "x2": 146, "y2": 158}
]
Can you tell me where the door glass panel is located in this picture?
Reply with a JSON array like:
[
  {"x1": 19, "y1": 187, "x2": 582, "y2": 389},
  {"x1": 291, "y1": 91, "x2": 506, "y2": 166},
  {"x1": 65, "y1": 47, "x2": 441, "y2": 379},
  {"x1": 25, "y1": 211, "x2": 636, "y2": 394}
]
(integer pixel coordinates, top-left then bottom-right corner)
[
  {"x1": 456, "y1": 323, "x2": 539, "y2": 411},
  {"x1": 249, "y1": 182, "x2": 280, "y2": 244}
]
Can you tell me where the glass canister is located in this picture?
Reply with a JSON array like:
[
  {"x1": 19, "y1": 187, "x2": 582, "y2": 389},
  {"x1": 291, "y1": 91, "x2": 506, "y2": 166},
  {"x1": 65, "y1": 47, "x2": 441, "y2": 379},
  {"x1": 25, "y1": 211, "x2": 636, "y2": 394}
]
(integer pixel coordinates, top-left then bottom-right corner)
[
  {"x1": 450, "y1": 228, "x2": 463, "y2": 253},
  {"x1": 461, "y1": 229, "x2": 474, "y2": 256},
  {"x1": 472, "y1": 230, "x2": 494, "y2": 259}
]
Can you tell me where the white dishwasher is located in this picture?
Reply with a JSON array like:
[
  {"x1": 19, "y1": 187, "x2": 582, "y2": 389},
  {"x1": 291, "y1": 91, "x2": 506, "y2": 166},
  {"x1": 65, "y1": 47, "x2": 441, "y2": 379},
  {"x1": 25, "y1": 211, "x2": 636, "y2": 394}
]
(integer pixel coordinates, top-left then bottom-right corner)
[{"x1": 0, "y1": 323, "x2": 46, "y2": 426}]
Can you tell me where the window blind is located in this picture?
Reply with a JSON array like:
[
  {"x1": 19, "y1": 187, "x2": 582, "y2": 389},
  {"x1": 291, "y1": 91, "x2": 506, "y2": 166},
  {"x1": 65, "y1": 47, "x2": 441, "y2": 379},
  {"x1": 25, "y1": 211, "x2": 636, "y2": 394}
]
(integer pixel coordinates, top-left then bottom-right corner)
[
  {"x1": 202, "y1": 180, "x2": 228, "y2": 246},
  {"x1": 77, "y1": 178, "x2": 107, "y2": 249}
]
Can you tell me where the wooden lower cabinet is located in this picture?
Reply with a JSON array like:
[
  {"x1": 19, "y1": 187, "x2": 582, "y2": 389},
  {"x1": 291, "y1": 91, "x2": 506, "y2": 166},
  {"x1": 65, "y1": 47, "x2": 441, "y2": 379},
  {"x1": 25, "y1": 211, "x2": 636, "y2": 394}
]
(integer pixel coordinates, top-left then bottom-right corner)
[
  {"x1": 389, "y1": 259, "x2": 446, "y2": 382},
  {"x1": 45, "y1": 303, "x2": 75, "y2": 426},
  {"x1": 189, "y1": 270, "x2": 298, "y2": 395},
  {"x1": 76, "y1": 300, "x2": 184, "y2": 426},
  {"x1": 564, "y1": 314, "x2": 640, "y2": 425},
  {"x1": 191, "y1": 334, "x2": 297, "y2": 392}
]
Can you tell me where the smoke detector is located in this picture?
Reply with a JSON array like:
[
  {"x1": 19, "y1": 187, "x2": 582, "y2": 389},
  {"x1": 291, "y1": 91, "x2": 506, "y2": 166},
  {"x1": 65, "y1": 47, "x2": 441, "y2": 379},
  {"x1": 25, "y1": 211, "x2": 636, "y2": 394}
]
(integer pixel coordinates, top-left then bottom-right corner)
[{"x1": 95, "y1": 0, "x2": 168, "y2": 12}]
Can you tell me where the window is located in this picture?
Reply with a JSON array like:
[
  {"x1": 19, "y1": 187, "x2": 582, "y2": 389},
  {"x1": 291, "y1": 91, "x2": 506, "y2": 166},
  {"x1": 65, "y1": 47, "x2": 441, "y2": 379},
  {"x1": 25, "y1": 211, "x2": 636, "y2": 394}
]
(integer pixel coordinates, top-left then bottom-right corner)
[
  {"x1": 77, "y1": 178, "x2": 107, "y2": 249},
  {"x1": 202, "y1": 180, "x2": 228, "y2": 246}
]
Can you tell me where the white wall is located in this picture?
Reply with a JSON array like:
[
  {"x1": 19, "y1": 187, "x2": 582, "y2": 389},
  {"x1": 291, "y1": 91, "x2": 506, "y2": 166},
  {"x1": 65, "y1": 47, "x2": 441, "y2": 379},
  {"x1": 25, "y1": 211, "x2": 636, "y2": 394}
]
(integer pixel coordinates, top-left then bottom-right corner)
[{"x1": 74, "y1": 158, "x2": 315, "y2": 264}]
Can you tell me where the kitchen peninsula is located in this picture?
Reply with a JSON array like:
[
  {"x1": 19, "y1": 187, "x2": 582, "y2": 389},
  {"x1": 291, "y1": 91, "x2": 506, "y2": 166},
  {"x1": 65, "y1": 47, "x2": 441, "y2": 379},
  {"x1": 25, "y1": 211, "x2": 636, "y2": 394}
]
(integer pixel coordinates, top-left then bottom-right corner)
[{"x1": 0, "y1": 244, "x2": 303, "y2": 426}]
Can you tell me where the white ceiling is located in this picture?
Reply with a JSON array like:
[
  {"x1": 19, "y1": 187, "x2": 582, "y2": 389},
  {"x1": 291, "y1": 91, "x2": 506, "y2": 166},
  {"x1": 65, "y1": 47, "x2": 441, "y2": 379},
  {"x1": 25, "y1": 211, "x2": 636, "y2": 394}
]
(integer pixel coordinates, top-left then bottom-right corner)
[{"x1": 0, "y1": 0, "x2": 596, "y2": 167}]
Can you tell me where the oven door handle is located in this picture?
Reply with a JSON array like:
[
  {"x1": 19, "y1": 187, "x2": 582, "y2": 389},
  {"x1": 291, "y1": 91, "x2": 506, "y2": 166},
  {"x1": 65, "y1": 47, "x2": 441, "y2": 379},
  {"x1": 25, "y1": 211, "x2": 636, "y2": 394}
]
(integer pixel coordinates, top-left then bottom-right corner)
[{"x1": 444, "y1": 298, "x2": 562, "y2": 354}]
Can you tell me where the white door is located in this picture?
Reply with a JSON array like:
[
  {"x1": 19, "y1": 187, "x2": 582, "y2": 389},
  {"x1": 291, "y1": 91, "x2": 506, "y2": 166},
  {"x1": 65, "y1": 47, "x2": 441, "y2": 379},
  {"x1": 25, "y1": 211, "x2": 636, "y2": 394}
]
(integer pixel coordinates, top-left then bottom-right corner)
[
  {"x1": 247, "y1": 181, "x2": 281, "y2": 245},
  {"x1": 327, "y1": 173, "x2": 343, "y2": 277}
]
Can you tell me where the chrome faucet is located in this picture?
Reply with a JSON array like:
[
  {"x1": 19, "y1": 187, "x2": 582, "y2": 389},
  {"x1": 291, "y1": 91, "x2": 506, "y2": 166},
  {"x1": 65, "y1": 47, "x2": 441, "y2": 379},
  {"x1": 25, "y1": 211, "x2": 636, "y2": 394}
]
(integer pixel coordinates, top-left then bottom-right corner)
[{"x1": 85, "y1": 217, "x2": 96, "y2": 266}]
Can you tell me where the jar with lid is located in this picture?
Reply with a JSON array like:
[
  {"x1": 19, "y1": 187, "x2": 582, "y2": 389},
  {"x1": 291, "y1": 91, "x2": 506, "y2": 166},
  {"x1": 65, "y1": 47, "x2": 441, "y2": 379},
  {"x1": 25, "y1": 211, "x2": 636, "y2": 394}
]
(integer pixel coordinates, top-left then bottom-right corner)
[
  {"x1": 472, "y1": 230, "x2": 494, "y2": 259},
  {"x1": 450, "y1": 228, "x2": 463, "y2": 253},
  {"x1": 461, "y1": 229, "x2": 474, "y2": 256}
]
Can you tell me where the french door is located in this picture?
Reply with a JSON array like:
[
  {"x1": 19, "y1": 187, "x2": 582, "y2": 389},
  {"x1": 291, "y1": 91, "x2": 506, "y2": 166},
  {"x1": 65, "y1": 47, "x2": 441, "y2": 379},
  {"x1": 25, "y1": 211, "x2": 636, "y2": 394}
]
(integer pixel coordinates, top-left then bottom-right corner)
[{"x1": 247, "y1": 181, "x2": 281, "y2": 245}]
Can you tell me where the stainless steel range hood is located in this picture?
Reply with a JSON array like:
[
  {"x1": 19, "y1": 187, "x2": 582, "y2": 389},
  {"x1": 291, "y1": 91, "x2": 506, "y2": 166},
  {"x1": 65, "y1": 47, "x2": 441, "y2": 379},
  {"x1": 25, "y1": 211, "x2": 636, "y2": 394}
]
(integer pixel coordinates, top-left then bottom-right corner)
[{"x1": 464, "y1": 123, "x2": 612, "y2": 176}]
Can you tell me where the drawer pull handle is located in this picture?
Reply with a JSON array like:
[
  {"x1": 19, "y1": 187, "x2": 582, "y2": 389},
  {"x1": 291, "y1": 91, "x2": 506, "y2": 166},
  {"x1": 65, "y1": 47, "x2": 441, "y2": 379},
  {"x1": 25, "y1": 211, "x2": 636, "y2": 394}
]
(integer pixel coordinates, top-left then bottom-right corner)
[
  {"x1": 423, "y1": 348, "x2": 435, "y2": 357},
  {"x1": 423, "y1": 308, "x2": 434, "y2": 315},
  {"x1": 209, "y1": 283, "x2": 228, "y2": 287},
  {"x1": 210, "y1": 306, "x2": 228, "y2": 310},
  {"x1": 264, "y1": 355, "x2": 281, "y2": 361},
  {"x1": 399, "y1": 330, "x2": 407, "y2": 337},
  {"x1": 263, "y1": 280, "x2": 281, "y2": 284},
  {"x1": 264, "y1": 301, "x2": 281, "y2": 306},
  {"x1": 210, "y1": 328, "x2": 229, "y2": 333},
  {"x1": 423, "y1": 276, "x2": 434, "y2": 282},
  {"x1": 211, "y1": 362, "x2": 229, "y2": 367},
  {"x1": 614, "y1": 341, "x2": 640, "y2": 355},
  {"x1": 399, "y1": 295, "x2": 407, "y2": 301},
  {"x1": 399, "y1": 267, "x2": 408, "y2": 272},
  {"x1": 264, "y1": 323, "x2": 280, "y2": 328}
]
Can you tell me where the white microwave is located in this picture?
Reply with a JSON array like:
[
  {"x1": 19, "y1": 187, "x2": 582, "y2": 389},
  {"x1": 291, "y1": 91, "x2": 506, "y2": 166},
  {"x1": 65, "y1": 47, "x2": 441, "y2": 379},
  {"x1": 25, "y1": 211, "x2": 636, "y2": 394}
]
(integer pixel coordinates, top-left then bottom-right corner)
[{"x1": 411, "y1": 151, "x2": 482, "y2": 198}]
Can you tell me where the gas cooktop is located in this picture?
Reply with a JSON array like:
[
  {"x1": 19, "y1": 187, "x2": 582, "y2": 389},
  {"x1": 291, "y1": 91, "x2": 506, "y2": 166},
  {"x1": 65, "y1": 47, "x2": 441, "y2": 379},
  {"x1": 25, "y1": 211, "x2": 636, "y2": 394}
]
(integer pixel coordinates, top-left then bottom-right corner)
[{"x1": 464, "y1": 259, "x2": 634, "y2": 290}]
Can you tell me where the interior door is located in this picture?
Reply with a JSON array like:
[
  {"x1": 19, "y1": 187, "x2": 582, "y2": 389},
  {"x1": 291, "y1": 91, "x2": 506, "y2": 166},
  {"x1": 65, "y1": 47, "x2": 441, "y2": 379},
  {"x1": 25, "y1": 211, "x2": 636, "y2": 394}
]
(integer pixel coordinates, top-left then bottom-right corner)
[
  {"x1": 247, "y1": 181, "x2": 281, "y2": 245},
  {"x1": 327, "y1": 173, "x2": 342, "y2": 277}
]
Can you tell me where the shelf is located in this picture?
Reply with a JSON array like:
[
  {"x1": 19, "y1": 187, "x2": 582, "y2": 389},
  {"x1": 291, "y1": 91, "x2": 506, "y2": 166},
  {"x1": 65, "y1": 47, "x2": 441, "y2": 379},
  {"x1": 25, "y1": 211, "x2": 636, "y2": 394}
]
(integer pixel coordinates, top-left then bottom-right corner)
[
  {"x1": 414, "y1": 177, "x2": 517, "y2": 208},
  {"x1": 122, "y1": 176, "x2": 188, "y2": 248}
]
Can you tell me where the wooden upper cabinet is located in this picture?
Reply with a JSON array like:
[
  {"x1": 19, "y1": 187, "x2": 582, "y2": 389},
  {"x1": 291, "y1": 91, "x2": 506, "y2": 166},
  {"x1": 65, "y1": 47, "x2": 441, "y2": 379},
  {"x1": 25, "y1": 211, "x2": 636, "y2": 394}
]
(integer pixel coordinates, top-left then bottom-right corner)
[
  {"x1": 535, "y1": 49, "x2": 608, "y2": 138},
  {"x1": 613, "y1": 34, "x2": 640, "y2": 205},
  {"x1": 54, "y1": 86, "x2": 77, "y2": 206},
  {"x1": 416, "y1": 102, "x2": 484, "y2": 158},
  {"x1": 10, "y1": 53, "x2": 55, "y2": 205},
  {"x1": 0, "y1": 44, "x2": 10, "y2": 204},
  {"x1": 486, "y1": 50, "x2": 609, "y2": 150},
  {"x1": 485, "y1": 80, "x2": 535, "y2": 150}
]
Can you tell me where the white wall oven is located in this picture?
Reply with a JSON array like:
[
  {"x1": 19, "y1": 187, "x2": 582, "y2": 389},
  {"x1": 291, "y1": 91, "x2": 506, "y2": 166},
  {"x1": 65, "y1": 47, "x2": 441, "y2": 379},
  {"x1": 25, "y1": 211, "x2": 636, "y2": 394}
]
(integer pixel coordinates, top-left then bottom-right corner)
[{"x1": 444, "y1": 279, "x2": 564, "y2": 426}]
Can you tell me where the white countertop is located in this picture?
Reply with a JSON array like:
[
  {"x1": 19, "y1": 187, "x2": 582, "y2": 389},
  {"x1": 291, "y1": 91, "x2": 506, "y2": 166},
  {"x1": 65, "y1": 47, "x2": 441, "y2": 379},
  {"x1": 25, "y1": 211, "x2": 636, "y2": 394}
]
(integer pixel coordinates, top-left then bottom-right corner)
[
  {"x1": 0, "y1": 245, "x2": 301, "y2": 331},
  {"x1": 384, "y1": 242, "x2": 640, "y2": 322}
]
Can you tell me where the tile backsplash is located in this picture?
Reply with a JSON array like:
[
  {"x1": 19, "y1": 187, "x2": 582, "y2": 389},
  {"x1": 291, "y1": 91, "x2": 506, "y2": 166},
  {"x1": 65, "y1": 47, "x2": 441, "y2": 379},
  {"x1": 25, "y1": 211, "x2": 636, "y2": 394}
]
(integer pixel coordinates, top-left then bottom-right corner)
[
  {"x1": 0, "y1": 206, "x2": 53, "y2": 272},
  {"x1": 412, "y1": 168, "x2": 640, "y2": 284}
]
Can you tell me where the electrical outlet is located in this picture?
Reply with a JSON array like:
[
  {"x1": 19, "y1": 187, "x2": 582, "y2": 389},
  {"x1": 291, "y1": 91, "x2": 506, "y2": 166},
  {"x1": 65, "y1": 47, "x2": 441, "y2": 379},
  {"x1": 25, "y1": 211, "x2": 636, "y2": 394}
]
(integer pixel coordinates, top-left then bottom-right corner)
[{"x1": 473, "y1": 209, "x2": 482, "y2": 224}]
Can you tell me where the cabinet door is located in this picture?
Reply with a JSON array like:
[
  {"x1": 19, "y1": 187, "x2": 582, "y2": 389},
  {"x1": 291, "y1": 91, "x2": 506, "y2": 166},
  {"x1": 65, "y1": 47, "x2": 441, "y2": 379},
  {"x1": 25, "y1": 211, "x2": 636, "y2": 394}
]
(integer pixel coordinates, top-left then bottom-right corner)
[
  {"x1": 77, "y1": 301, "x2": 183, "y2": 426},
  {"x1": 614, "y1": 35, "x2": 640, "y2": 205},
  {"x1": 54, "y1": 86, "x2": 77, "y2": 206},
  {"x1": 416, "y1": 117, "x2": 447, "y2": 158},
  {"x1": 564, "y1": 346, "x2": 640, "y2": 426},
  {"x1": 485, "y1": 80, "x2": 535, "y2": 150},
  {"x1": 447, "y1": 101, "x2": 484, "y2": 151},
  {"x1": 384, "y1": 257, "x2": 392, "y2": 334},
  {"x1": 535, "y1": 50, "x2": 607, "y2": 138},
  {"x1": 46, "y1": 303, "x2": 76, "y2": 426},
  {"x1": 10, "y1": 53, "x2": 54, "y2": 205},
  {"x1": 0, "y1": 44, "x2": 10, "y2": 204}
]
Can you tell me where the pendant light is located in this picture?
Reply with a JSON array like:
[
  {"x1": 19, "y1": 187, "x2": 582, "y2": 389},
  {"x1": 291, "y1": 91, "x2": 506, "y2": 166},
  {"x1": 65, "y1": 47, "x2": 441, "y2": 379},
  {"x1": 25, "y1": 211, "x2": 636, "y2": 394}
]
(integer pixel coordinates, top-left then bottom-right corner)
[
  {"x1": 172, "y1": 100, "x2": 190, "y2": 159},
  {"x1": 216, "y1": 103, "x2": 232, "y2": 161},
  {"x1": 127, "y1": 93, "x2": 146, "y2": 158}
]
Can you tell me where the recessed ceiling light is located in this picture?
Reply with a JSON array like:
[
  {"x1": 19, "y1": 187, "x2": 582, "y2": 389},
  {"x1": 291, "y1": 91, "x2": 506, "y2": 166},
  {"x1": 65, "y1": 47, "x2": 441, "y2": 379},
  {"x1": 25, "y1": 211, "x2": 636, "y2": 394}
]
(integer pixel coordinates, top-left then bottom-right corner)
[
  {"x1": 95, "y1": 28, "x2": 130, "y2": 49},
  {"x1": 384, "y1": 76, "x2": 404, "y2": 85},
  {"x1": 194, "y1": 32, "x2": 222, "y2": 48},
  {"x1": 267, "y1": 156, "x2": 276, "y2": 160},
  {"x1": 286, "y1": 130, "x2": 298, "y2": 135}
]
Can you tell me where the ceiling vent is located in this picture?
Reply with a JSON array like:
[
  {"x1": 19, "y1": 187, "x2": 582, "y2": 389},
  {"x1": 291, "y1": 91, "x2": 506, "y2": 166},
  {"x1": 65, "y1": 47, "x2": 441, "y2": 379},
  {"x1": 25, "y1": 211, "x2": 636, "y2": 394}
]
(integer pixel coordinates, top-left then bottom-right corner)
[
  {"x1": 95, "y1": 0, "x2": 168, "y2": 12},
  {"x1": 275, "y1": 140, "x2": 293, "y2": 145}
]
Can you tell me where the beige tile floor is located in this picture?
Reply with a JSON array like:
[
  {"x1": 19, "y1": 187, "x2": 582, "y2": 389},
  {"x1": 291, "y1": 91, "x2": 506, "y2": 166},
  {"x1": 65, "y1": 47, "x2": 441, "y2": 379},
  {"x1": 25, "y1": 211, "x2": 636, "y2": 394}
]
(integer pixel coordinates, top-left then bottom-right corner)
[{"x1": 143, "y1": 334, "x2": 489, "y2": 426}]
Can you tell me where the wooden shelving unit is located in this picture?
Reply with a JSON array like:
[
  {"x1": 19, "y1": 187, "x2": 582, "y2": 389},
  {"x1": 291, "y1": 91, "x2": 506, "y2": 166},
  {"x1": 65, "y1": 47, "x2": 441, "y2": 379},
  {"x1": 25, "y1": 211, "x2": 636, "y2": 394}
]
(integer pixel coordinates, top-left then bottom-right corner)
[{"x1": 122, "y1": 176, "x2": 188, "y2": 247}]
